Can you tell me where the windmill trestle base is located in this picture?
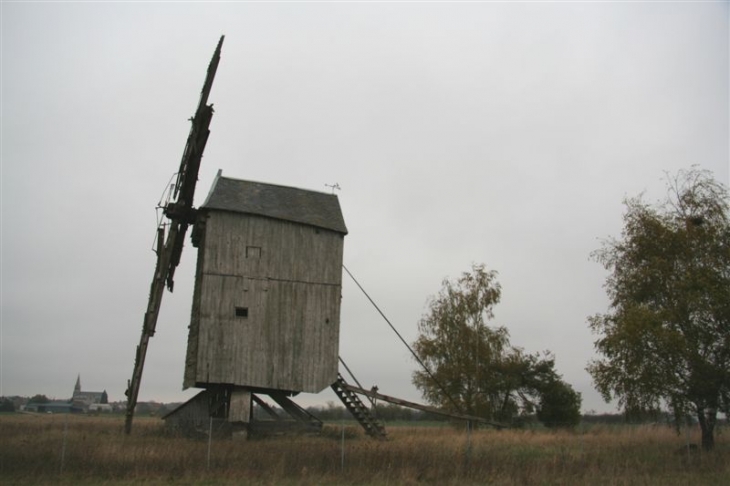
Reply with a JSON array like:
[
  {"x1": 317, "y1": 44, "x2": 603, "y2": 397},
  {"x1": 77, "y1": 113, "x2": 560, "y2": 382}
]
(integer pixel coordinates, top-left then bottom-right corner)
[{"x1": 162, "y1": 386, "x2": 322, "y2": 440}]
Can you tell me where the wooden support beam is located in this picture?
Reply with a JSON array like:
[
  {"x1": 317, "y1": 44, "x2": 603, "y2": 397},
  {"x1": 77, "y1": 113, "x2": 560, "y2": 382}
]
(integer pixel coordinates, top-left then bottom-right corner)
[
  {"x1": 229, "y1": 389, "x2": 252, "y2": 423},
  {"x1": 252, "y1": 394, "x2": 282, "y2": 420},
  {"x1": 342, "y1": 383, "x2": 507, "y2": 429}
]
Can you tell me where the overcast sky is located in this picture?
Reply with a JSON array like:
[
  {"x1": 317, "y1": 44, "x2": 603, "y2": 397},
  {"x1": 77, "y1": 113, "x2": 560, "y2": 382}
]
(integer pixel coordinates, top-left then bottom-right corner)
[{"x1": 2, "y1": 2, "x2": 728, "y2": 414}]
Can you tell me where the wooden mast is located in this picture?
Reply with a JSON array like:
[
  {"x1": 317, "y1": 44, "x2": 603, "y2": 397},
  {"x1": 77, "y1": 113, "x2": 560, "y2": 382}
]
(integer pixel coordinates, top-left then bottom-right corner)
[{"x1": 124, "y1": 36, "x2": 224, "y2": 435}]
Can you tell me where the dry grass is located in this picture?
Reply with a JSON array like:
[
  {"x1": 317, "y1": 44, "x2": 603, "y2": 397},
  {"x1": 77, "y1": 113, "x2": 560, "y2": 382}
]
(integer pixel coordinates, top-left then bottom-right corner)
[{"x1": 0, "y1": 414, "x2": 727, "y2": 485}]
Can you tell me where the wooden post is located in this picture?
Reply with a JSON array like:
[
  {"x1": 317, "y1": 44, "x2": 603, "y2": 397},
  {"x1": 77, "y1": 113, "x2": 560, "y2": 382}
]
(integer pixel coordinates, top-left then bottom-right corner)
[{"x1": 229, "y1": 388, "x2": 252, "y2": 440}]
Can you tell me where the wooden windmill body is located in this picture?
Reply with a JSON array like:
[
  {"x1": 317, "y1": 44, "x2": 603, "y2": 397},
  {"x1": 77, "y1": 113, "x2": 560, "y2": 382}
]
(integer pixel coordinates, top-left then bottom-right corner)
[
  {"x1": 162, "y1": 174, "x2": 347, "y2": 435},
  {"x1": 185, "y1": 173, "x2": 347, "y2": 394}
]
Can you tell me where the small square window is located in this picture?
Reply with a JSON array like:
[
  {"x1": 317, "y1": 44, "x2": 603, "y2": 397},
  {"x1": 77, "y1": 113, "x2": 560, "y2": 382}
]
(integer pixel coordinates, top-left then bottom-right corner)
[
  {"x1": 246, "y1": 246, "x2": 261, "y2": 258},
  {"x1": 235, "y1": 307, "x2": 249, "y2": 318}
]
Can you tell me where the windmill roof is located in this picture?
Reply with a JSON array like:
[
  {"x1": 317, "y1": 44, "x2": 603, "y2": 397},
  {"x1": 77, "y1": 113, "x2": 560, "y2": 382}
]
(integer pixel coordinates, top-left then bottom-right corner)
[{"x1": 202, "y1": 172, "x2": 348, "y2": 234}]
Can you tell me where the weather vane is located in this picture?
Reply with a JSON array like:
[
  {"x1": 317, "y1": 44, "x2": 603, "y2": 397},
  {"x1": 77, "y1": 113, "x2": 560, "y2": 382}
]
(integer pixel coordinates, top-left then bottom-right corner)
[{"x1": 325, "y1": 183, "x2": 341, "y2": 194}]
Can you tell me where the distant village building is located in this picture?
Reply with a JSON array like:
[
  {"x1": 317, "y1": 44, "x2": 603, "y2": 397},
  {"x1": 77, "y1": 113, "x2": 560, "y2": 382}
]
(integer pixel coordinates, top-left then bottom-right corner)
[
  {"x1": 23, "y1": 401, "x2": 76, "y2": 413},
  {"x1": 88, "y1": 403, "x2": 113, "y2": 413},
  {"x1": 72, "y1": 375, "x2": 109, "y2": 412},
  {"x1": 21, "y1": 375, "x2": 110, "y2": 414}
]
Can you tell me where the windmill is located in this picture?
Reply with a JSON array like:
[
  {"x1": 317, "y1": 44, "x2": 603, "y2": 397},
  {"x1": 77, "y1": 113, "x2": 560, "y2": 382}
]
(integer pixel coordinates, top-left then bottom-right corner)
[
  {"x1": 124, "y1": 36, "x2": 224, "y2": 434},
  {"x1": 124, "y1": 36, "x2": 352, "y2": 438},
  {"x1": 127, "y1": 37, "x2": 504, "y2": 440}
]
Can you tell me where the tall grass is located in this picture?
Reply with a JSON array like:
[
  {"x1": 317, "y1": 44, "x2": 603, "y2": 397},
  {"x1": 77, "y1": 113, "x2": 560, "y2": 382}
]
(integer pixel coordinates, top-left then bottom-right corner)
[{"x1": 0, "y1": 414, "x2": 727, "y2": 485}]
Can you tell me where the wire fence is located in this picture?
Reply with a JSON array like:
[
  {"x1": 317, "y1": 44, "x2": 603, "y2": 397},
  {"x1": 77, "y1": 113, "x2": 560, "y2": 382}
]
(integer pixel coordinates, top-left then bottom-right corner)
[{"x1": 2, "y1": 412, "x2": 727, "y2": 484}]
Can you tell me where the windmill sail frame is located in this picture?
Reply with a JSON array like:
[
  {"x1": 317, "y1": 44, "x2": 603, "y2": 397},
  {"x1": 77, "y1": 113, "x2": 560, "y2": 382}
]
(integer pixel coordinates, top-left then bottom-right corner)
[{"x1": 124, "y1": 36, "x2": 224, "y2": 435}]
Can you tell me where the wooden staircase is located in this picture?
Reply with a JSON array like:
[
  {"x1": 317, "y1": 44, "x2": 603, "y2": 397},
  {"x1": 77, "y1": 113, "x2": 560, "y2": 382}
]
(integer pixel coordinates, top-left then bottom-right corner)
[{"x1": 331, "y1": 374, "x2": 387, "y2": 440}]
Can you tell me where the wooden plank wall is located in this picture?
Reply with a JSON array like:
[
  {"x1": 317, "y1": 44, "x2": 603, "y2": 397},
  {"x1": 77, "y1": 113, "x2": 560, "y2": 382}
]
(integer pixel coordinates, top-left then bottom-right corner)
[
  {"x1": 184, "y1": 225, "x2": 207, "y2": 388},
  {"x1": 184, "y1": 211, "x2": 344, "y2": 393}
]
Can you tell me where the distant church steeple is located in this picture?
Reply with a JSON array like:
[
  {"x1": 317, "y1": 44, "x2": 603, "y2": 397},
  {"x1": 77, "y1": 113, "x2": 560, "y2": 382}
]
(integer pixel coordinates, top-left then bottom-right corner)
[{"x1": 74, "y1": 374, "x2": 81, "y2": 394}]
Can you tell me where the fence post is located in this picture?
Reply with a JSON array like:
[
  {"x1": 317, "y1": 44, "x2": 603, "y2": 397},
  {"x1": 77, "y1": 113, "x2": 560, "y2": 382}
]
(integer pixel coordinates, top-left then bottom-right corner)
[
  {"x1": 59, "y1": 415, "x2": 69, "y2": 474},
  {"x1": 464, "y1": 420, "x2": 473, "y2": 473},
  {"x1": 207, "y1": 416, "x2": 213, "y2": 470}
]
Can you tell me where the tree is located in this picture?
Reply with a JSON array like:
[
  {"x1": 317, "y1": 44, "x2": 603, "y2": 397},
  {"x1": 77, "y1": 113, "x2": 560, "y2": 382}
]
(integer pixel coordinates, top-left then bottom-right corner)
[
  {"x1": 0, "y1": 398, "x2": 15, "y2": 412},
  {"x1": 537, "y1": 379, "x2": 582, "y2": 429},
  {"x1": 587, "y1": 168, "x2": 730, "y2": 450},
  {"x1": 29, "y1": 394, "x2": 50, "y2": 404},
  {"x1": 412, "y1": 263, "x2": 581, "y2": 427}
]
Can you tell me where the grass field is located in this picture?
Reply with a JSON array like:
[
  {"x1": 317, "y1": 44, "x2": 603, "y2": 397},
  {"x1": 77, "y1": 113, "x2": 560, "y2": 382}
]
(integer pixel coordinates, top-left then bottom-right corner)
[{"x1": 0, "y1": 413, "x2": 728, "y2": 485}]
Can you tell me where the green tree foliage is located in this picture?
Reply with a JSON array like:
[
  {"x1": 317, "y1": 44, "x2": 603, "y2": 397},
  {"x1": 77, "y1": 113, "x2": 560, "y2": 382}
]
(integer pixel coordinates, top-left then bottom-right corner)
[
  {"x1": 412, "y1": 263, "x2": 581, "y2": 427},
  {"x1": 0, "y1": 399, "x2": 15, "y2": 412},
  {"x1": 29, "y1": 394, "x2": 50, "y2": 404},
  {"x1": 588, "y1": 168, "x2": 730, "y2": 450},
  {"x1": 537, "y1": 379, "x2": 582, "y2": 428}
]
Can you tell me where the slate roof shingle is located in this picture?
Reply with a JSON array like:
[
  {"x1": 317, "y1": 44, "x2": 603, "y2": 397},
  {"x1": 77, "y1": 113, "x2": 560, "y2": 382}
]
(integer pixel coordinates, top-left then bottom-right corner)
[{"x1": 202, "y1": 173, "x2": 348, "y2": 234}]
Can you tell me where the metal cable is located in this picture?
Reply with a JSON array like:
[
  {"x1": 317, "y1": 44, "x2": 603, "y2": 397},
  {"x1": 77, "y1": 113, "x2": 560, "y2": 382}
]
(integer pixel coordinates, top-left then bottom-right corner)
[
  {"x1": 342, "y1": 264, "x2": 464, "y2": 414},
  {"x1": 338, "y1": 356, "x2": 376, "y2": 409}
]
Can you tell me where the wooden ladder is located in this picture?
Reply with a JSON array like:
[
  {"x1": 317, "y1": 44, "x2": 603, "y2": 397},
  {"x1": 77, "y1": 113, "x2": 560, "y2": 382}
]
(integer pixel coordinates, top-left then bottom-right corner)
[{"x1": 331, "y1": 374, "x2": 387, "y2": 440}]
